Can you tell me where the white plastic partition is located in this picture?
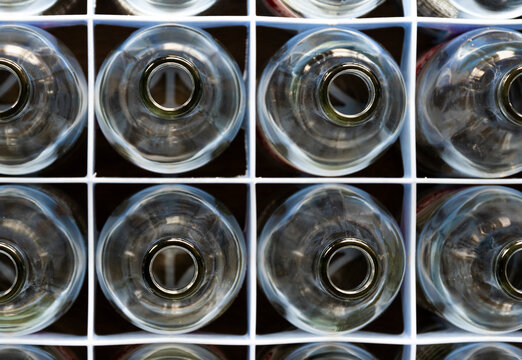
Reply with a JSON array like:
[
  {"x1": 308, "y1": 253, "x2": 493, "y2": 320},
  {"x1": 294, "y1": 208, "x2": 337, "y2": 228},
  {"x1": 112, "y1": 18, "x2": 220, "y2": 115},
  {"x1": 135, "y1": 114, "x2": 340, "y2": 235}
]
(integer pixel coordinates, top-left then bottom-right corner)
[{"x1": 0, "y1": 0, "x2": 520, "y2": 359}]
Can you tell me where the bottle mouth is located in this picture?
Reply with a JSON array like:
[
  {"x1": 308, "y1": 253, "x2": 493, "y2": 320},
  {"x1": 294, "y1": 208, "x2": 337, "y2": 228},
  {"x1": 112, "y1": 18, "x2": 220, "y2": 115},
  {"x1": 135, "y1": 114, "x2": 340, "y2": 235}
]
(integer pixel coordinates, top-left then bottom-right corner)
[
  {"x1": 496, "y1": 239, "x2": 522, "y2": 301},
  {"x1": 140, "y1": 56, "x2": 202, "y2": 119},
  {"x1": 0, "y1": 58, "x2": 29, "y2": 121},
  {"x1": 319, "y1": 238, "x2": 380, "y2": 300},
  {"x1": 0, "y1": 241, "x2": 25, "y2": 303},
  {"x1": 319, "y1": 63, "x2": 381, "y2": 127},
  {"x1": 142, "y1": 238, "x2": 204, "y2": 299},
  {"x1": 498, "y1": 65, "x2": 522, "y2": 126}
]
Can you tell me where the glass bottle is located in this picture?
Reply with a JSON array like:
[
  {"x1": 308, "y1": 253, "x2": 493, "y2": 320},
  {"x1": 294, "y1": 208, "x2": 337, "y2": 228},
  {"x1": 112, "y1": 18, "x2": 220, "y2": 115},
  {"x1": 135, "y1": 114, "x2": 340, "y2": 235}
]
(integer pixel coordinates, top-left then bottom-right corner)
[
  {"x1": 116, "y1": 0, "x2": 216, "y2": 15},
  {"x1": 418, "y1": 0, "x2": 522, "y2": 18},
  {"x1": 257, "y1": 28, "x2": 406, "y2": 176},
  {"x1": 0, "y1": 185, "x2": 86, "y2": 335},
  {"x1": 96, "y1": 185, "x2": 246, "y2": 334},
  {"x1": 417, "y1": 27, "x2": 522, "y2": 178},
  {"x1": 259, "y1": 343, "x2": 377, "y2": 360},
  {"x1": 263, "y1": 0, "x2": 385, "y2": 18},
  {"x1": 96, "y1": 24, "x2": 245, "y2": 174},
  {"x1": 417, "y1": 186, "x2": 522, "y2": 334},
  {"x1": 0, "y1": 345, "x2": 79, "y2": 360},
  {"x1": 418, "y1": 342, "x2": 522, "y2": 360},
  {"x1": 0, "y1": 0, "x2": 57, "y2": 14},
  {"x1": 118, "y1": 344, "x2": 226, "y2": 360},
  {"x1": 0, "y1": 24, "x2": 87, "y2": 175},
  {"x1": 444, "y1": 343, "x2": 522, "y2": 360},
  {"x1": 258, "y1": 184, "x2": 405, "y2": 334}
]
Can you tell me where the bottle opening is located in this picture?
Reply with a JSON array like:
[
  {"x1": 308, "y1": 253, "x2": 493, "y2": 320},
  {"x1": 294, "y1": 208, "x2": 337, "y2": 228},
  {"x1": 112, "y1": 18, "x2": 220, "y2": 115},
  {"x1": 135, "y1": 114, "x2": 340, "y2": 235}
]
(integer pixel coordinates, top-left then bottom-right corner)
[
  {"x1": 499, "y1": 65, "x2": 522, "y2": 126},
  {"x1": 0, "y1": 59, "x2": 28, "y2": 119},
  {"x1": 0, "y1": 242, "x2": 24, "y2": 303},
  {"x1": 143, "y1": 238, "x2": 204, "y2": 299},
  {"x1": 150, "y1": 245, "x2": 197, "y2": 293},
  {"x1": 328, "y1": 71, "x2": 371, "y2": 118},
  {"x1": 147, "y1": 62, "x2": 195, "y2": 112},
  {"x1": 320, "y1": 238, "x2": 379, "y2": 300},
  {"x1": 506, "y1": 248, "x2": 522, "y2": 295},
  {"x1": 508, "y1": 73, "x2": 522, "y2": 118},
  {"x1": 140, "y1": 56, "x2": 202, "y2": 118},
  {"x1": 497, "y1": 240, "x2": 522, "y2": 300},
  {"x1": 327, "y1": 246, "x2": 373, "y2": 293},
  {"x1": 319, "y1": 63, "x2": 380, "y2": 127},
  {"x1": 0, "y1": 250, "x2": 17, "y2": 297}
]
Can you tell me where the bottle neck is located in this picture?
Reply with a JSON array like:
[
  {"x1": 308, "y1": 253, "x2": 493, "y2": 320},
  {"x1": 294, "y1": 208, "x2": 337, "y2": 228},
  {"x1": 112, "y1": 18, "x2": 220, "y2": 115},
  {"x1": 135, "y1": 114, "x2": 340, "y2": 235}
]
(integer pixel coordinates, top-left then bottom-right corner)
[
  {"x1": 318, "y1": 62, "x2": 381, "y2": 127},
  {"x1": 139, "y1": 56, "x2": 202, "y2": 119},
  {"x1": 317, "y1": 237, "x2": 380, "y2": 300},
  {"x1": 0, "y1": 241, "x2": 25, "y2": 303},
  {"x1": 0, "y1": 58, "x2": 30, "y2": 122},
  {"x1": 142, "y1": 238, "x2": 204, "y2": 300},
  {"x1": 497, "y1": 64, "x2": 522, "y2": 126},
  {"x1": 495, "y1": 239, "x2": 522, "y2": 301}
]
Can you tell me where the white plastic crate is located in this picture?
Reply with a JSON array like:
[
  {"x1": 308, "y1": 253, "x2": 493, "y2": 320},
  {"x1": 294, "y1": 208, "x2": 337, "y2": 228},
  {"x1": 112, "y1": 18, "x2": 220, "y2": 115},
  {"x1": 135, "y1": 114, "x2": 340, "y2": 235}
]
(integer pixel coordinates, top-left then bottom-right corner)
[{"x1": 0, "y1": 0, "x2": 520, "y2": 359}]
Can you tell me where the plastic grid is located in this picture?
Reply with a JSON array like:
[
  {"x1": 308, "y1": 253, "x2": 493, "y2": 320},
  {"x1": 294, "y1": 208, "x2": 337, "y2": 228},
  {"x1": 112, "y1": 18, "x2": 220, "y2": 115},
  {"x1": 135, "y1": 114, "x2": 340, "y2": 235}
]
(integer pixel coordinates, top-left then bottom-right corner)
[{"x1": 0, "y1": 0, "x2": 520, "y2": 359}]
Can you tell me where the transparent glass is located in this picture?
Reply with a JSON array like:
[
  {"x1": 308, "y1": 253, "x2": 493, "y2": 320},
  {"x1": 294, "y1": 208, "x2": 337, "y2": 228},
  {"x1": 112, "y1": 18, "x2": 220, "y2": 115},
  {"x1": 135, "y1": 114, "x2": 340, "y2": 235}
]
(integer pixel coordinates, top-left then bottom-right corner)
[
  {"x1": 0, "y1": 25, "x2": 87, "y2": 175},
  {"x1": 258, "y1": 28, "x2": 406, "y2": 176},
  {"x1": 417, "y1": 343, "x2": 522, "y2": 360},
  {"x1": 116, "y1": 0, "x2": 216, "y2": 15},
  {"x1": 96, "y1": 24, "x2": 245, "y2": 174},
  {"x1": 446, "y1": 343, "x2": 522, "y2": 360},
  {"x1": 264, "y1": 0, "x2": 384, "y2": 18},
  {"x1": 119, "y1": 344, "x2": 226, "y2": 360},
  {"x1": 258, "y1": 184, "x2": 405, "y2": 334},
  {"x1": 0, "y1": 0, "x2": 57, "y2": 14},
  {"x1": 418, "y1": 0, "x2": 522, "y2": 18},
  {"x1": 260, "y1": 343, "x2": 377, "y2": 360},
  {"x1": 418, "y1": 186, "x2": 522, "y2": 334},
  {"x1": 97, "y1": 185, "x2": 246, "y2": 334},
  {"x1": 417, "y1": 28, "x2": 522, "y2": 177},
  {"x1": 0, "y1": 186, "x2": 85, "y2": 335},
  {"x1": 0, "y1": 345, "x2": 79, "y2": 360}
]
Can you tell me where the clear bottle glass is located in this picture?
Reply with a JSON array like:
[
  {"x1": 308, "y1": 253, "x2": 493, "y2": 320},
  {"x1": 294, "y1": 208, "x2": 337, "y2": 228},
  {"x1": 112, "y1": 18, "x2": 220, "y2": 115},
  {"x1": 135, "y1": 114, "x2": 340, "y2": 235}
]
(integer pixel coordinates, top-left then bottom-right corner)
[
  {"x1": 258, "y1": 184, "x2": 405, "y2": 334},
  {"x1": 263, "y1": 0, "x2": 385, "y2": 18},
  {"x1": 257, "y1": 28, "x2": 406, "y2": 176},
  {"x1": 417, "y1": 343, "x2": 522, "y2": 360},
  {"x1": 0, "y1": 24, "x2": 87, "y2": 175},
  {"x1": 96, "y1": 24, "x2": 245, "y2": 174},
  {"x1": 0, "y1": 0, "x2": 57, "y2": 14},
  {"x1": 259, "y1": 343, "x2": 377, "y2": 360},
  {"x1": 418, "y1": 0, "x2": 522, "y2": 18},
  {"x1": 97, "y1": 185, "x2": 246, "y2": 334},
  {"x1": 118, "y1": 344, "x2": 226, "y2": 360},
  {"x1": 418, "y1": 186, "x2": 522, "y2": 334},
  {"x1": 116, "y1": 0, "x2": 216, "y2": 15},
  {"x1": 445, "y1": 343, "x2": 522, "y2": 360},
  {"x1": 0, "y1": 185, "x2": 86, "y2": 335},
  {"x1": 0, "y1": 345, "x2": 79, "y2": 360},
  {"x1": 417, "y1": 27, "x2": 522, "y2": 178}
]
